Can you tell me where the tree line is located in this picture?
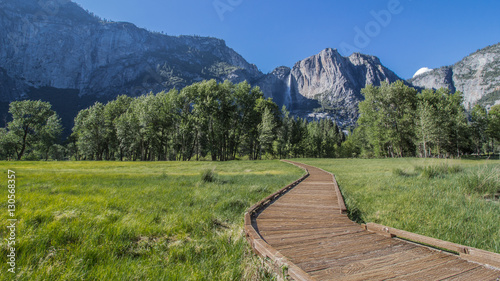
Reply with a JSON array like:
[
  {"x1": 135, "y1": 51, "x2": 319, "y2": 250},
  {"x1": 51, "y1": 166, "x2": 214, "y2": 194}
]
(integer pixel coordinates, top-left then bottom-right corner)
[
  {"x1": 0, "y1": 80, "x2": 345, "y2": 161},
  {"x1": 1, "y1": 80, "x2": 499, "y2": 161},
  {"x1": 342, "y1": 81, "x2": 500, "y2": 158}
]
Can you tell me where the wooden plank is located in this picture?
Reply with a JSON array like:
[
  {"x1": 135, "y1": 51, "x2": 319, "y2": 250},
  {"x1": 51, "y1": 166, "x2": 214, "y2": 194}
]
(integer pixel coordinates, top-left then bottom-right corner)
[
  {"x1": 310, "y1": 165, "x2": 348, "y2": 214},
  {"x1": 307, "y1": 244, "x2": 432, "y2": 278},
  {"x1": 272, "y1": 231, "x2": 379, "y2": 252},
  {"x1": 252, "y1": 238, "x2": 314, "y2": 281},
  {"x1": 366, "y1": 222, "x2": 465, "y2": 250},
  {"x1": 256, "y1": 216, "x2": 356, "y2": 224},
  {"x1": 460, "y1": 247, "x2": 500, "y2": 269},
  {"x1": 366, "y1": 222, "x2": 500, "y2": 269},
  {"x1": 255, "y1": 212, "x2": 348, "y2": 220},
  {"x1": 262, "y1": 227, "x2": 366, "y2": 245},
  {"x1": 312, "y1": 252, "x2": 455, "y2": 280},
  {"x1": 257, "y1": 223, "x2": 357, "y2": 232},
  {"x1": 281, "y1": 235, "x2": 404, "y2": 264},
  {"x1": 383, "y1": 258, "x2": 480, "y2": 280},
  {"x1": 439, "y1": 266, "x2": 500, "y2": 281},
  {"x1": 269, "y1": 231, "x2": 366, "y2": 250},
  {"x1": 244, "y1": 161, "x2": 500, "y2": 281}
]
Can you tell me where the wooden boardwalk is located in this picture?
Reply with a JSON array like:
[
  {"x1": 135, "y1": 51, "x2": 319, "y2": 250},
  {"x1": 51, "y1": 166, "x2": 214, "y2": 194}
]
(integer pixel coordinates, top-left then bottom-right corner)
[{"x1": 245, "y1": 161, "x2": 500, "y2": 280}]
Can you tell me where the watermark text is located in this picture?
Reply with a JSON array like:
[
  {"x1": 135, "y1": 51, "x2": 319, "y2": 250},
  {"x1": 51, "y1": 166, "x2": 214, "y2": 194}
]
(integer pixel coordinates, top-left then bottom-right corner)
[
  {"x1": 6, "y1": 170, "x2": 17, "y2": 274},
  {"x1": 340, "y1": 0, "x2": 406, "y2": 55},
  {"x1": 213, "y1": 0, "x2": 243, "y2": 21}
]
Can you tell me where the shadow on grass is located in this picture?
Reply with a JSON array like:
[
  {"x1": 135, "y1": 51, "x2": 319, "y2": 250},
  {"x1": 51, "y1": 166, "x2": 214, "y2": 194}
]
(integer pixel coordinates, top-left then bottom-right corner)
[
  {"x1": 339, "y1": 185, "x2": 366, "y2": 224},
  {"x1": 461, "y1": 154, "x2": 500, "y2": 161}
]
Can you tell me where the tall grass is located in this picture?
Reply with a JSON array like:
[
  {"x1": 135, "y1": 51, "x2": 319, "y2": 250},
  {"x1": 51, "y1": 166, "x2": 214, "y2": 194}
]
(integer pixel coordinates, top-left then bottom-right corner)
[
  {"x1": 413, "y1": 163, "x2": 463, "y2": 179},
  {"x1": 297, "y1": 158, "x2": 500, "y2": 254},
  {"x1": 200, "y1": 167, "x2": 218, "y2": 183},
  {"x1": 460, "y1": 165, "x2": 500, "y2": 197},
  {"x1": 0, "y1": 161, "x2": 303, "y2": 280}
]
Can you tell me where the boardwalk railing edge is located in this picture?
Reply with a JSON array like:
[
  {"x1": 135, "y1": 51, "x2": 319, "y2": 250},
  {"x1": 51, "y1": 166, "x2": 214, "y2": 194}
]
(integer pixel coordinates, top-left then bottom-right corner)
[
  {"x1": 245, "y1": 160, "x2": 500, "y2": 279},
  {"x1": 308, "y1": 165, "x2": 348, "y2": 215},
  {"x1": 307, "y1": 161, "x2": 500, "y2": 270},
  {"x1": 285, "y1": 161, "x2": 500, "y2": 270},
  {"x1": 364, "y1": 222, "x2": 500, "y2": 269},
  {"x1": 244, "y1": 160, "x2": 313, "y2": 281}
]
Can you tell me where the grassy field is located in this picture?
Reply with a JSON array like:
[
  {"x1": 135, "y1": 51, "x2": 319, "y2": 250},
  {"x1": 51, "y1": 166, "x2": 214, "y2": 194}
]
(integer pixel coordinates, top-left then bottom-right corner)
[
  {"x1": 0, "y1": 161, "x2": 304, "y2": 281},
  {"x1": 296, "y1": 158, "x2": 500, "y2": 254},
  {"x1": 1, "y1": 158, "x2": 498, "y2": 280}
]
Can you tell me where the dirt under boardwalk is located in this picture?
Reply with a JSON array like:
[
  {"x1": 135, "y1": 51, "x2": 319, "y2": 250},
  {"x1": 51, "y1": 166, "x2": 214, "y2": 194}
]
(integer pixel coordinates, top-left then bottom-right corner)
[{"x1": 254, "y1": 161, "x2": 500, "y2": 281}]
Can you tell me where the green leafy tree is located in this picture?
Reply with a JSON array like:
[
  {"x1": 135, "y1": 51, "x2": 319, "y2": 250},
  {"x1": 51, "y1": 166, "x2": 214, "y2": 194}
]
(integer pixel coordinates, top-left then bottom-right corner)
[
  {"x1": 231, "y1": 82, "x2": 263, "y2": 160},
  {"x1": 358, "y1": 81, "x2": 417, "y2": 157},
  {"x1": 289, "y1": 117, "x2": 307, "y2": 158},
  {"x1": 72, "y1": 102, "x2": 107, "y2": 160},
  {"x1": 319, "y1": 118, "x2": 342, "y2": 158},
  {"x1": 470, "y1": 104, "x2": 489, "y2": 155},
  {"x1": 103, "y1": 95, "x2": 132, "y2": 160},
  {"x1": 306, "y1": 121, "x2": 321, "y2": 157},
  {"x1": 115, "y1": 107, "x2": 141, "y2": 161},
  {"x1": 276, "y1": 106, "x2": 292, "y2": 159},
  {"x1": 257, "y1": 106, "x2": 277, "y2": 158},
  {"x1": 173, "y1": 88, "x2": 196, "y2": 161},
  {"x1": 6, "y1": 100, "x2": 62, "y2": 160},
  {"x1": 339, "y1": 127, "x2": 363, "y2": 158},
  {"x1": 38, "y1": 114, "x2": 63, "y2": 160},
  {"x1": 416, "y1": 89, "x2": 441, "y2": 157},
  {"x1": 0, "y1": 128, "x2": 17, "y2": 160},
  {"x1": 487, "y1": 104, "x2": 500, "y2": 156}
]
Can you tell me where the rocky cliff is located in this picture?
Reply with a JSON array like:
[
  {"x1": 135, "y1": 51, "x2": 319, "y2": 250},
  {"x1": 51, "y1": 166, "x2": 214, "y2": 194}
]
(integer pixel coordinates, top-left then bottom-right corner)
[
  {"x1": 257, "y1": 48, "x2": 402, "y2": 125},
  {"x1": 0, "y1": 0, "x2": 262, "y2": 103},
  {"x1": 409, "y1": 43, "x2": 500, "y2": 109},
  {"x1": 7, "y1": 0, "x2": 496, "y2": 134}
]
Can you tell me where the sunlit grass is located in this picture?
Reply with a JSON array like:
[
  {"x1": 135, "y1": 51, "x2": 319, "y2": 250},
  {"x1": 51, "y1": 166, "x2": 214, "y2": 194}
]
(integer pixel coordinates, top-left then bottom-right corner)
[
  {"x1": 0, "y1": 161, "x2": 304, "y2": 280},
  {"x1": 296, "y1": 158, "x2": 500, "y2": 254}
]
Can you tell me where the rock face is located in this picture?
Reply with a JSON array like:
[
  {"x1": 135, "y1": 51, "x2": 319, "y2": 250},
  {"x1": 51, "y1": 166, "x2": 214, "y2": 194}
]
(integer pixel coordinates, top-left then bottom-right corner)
[
  {"x1": 257, "y1": 66, "x2": 291, "y2": 108},
  {"x1": 410, "y1": 67, "x2": 455, "y2": 93},
  {"x1": 0, "y1": 0, "x2": 262, "y2": 103},
  {"x1": 409, "y1": 43, "x2": 500, "y2": 109},
  {"x1": 257, "y1": 48, "x2": 402, "y2": 125},
  {"x1": 8, "y1": 0, "x2": 479, "y2": 131}
]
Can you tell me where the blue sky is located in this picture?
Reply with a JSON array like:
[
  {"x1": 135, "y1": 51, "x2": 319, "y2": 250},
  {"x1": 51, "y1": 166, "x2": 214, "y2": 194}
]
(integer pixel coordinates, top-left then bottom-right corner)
[{"x1": 73, "y1": 0, "x2": 500, "y2": 79}]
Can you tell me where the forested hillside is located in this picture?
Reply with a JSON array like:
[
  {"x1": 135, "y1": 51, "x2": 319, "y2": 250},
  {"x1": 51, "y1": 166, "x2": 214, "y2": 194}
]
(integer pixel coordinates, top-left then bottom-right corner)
[
  {"x1": 344, "y1": 81, "x2": 500, "y2": 158},
  {"x1": 1, "y1": 80, "x2": 499, "y2": 161},
  {"x1": 0, "y1": 80, "x2": 345, "y2": 161}
]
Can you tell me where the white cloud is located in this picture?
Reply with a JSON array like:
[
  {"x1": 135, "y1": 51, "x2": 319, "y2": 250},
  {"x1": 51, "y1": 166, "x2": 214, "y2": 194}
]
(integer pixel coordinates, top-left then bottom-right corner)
[{"x1": 413, "y1": 67, "x2": 433, "y2": 78}]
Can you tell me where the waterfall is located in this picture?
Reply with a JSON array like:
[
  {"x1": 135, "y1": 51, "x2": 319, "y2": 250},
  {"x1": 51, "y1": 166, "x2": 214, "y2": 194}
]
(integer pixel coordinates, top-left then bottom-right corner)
[{"x1": 284, "y1": 73, "x2": 292, "y2": 110}]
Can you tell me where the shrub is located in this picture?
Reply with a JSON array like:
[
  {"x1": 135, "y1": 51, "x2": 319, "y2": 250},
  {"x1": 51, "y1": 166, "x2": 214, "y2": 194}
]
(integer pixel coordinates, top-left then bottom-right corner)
[
  {"x1": 416, "y1": 164, "x2": 463, "y2": 179},
  {"x1": 419, "y1": 165, "x2": 444, "y2": 179},
  {"x1": 447, "y1": 165, "x2": 463, "y2": 174},
  {"x1": 392, "y1": 168, "x2": 407, "y2": 177},
  {"x1": 200, "y1": 167, "x2": 218, "y2": 183},
  {"x1": 460, "y1": 166, "x2": 500, "y2": 196}
]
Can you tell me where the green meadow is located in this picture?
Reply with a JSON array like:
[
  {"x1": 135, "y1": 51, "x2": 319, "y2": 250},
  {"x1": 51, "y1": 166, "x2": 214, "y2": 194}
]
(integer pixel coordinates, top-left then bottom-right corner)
[
  {"x1": 0, "y1": 161, "x2": 304, "y2": 281},
  {"x1": 1, "y1": 159, "x2": 499, "y2": 281},
  {"x1": 297, "y1": 158, "x2": 500, "y2": 254}
]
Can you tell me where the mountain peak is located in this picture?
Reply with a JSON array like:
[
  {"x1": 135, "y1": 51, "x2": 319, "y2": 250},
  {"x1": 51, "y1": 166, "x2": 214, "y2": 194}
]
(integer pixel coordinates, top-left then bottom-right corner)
[
  {"x1": 409, "y1": 42, "x2": 500, "y2": 108},
  {"x1": 255, "y1": 48, "x2": 403, "y2": 126},
  {"x1": 0, "y1": 0, "x2": 262, "y2": 102},
  {"x1": 322, "y1": 48, "x2": 341, "y2": 54}
]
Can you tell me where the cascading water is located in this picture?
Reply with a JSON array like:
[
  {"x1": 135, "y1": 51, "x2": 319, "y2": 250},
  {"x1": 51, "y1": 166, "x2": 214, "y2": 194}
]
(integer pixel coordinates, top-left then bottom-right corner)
[{"x1": 284, "y1": 73, "x2": 292, "y2": 110}]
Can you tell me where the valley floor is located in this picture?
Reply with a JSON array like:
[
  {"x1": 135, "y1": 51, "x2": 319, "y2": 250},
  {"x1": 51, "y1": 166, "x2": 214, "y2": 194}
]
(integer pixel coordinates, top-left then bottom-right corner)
[{"x1": 0, "y1": 158, "x2": 498, "y2": 280}]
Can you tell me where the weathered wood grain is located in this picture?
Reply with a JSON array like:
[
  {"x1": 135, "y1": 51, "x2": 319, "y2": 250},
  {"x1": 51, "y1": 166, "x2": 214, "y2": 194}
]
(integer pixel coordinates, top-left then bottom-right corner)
[{"x1": 244, "y1": 160, "x2": 500, "y2": 280}]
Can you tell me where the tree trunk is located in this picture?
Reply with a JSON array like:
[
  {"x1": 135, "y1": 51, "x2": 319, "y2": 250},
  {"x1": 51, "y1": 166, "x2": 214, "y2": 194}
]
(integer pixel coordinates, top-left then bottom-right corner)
[{"x1": 17, "y1": 128, "x2": 29, "y2": 160}]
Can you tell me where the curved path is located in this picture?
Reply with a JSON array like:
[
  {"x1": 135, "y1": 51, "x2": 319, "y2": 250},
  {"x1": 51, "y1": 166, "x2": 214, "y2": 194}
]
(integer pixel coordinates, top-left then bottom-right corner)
[{"x1": 245, "y1": 161, "x2": 500, "y2": 280}]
